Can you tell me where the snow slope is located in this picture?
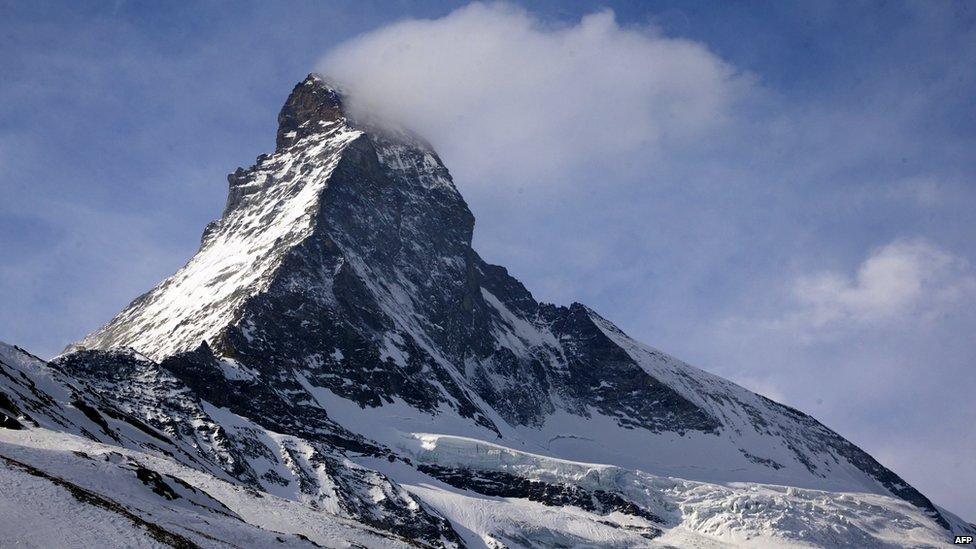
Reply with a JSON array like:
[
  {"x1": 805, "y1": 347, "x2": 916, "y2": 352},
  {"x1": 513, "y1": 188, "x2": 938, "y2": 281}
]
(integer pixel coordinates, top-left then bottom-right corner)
[
  {"x1": 1, "y1": 341, "x2": 461, "y2": 547},
  {"x1": 0, "y1": 428, "x2": 416, "y2": 548},
  {"x1": 380, "y1": 433, "x2": 973, "y2": 548},
  {"x1": 3, "y1": 421, "x2": 968, "y2": 549}
]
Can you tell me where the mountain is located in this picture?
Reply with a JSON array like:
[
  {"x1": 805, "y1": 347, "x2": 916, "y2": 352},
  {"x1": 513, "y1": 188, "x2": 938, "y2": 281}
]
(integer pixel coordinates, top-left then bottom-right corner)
[{"x1": 3, "y1": 74, "x2": 972, "y2": 548}]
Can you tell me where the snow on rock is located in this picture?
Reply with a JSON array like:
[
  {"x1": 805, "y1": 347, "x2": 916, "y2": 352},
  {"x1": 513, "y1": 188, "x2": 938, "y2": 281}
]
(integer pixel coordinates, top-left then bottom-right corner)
[
  {"x1": 0, "y1": 428, "x2": 411, "y2": 548},
  {"x1": 2, "y1": 341, "x2": 462, "y2": 546},
  {"x1": 72, "y1": 111, "x2": 363, "y2": 360}
]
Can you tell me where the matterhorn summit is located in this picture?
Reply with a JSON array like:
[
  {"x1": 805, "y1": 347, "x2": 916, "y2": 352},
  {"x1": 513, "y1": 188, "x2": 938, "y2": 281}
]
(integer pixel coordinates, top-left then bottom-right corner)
[{"x1": 2, "y1": 75, "x2": 972, "y2": 548}]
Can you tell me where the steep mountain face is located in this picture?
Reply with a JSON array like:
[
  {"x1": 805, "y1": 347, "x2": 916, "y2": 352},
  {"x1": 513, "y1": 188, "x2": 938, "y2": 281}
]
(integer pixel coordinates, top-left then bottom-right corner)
[
  {"x1": 3, "y1": 74, "x2": 971, "y2": 547},
  {"x1": 74, "y1": 75, "x2": 715, "y2": 438}
]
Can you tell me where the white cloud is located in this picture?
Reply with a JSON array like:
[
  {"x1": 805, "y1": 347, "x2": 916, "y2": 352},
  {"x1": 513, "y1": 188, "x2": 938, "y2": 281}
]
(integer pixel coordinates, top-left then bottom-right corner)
[
  {"x1": 708, "y1": 239, "x2": 976, "y2": 353},
  {"x1": 791, "y1": 239, "x2": 976, "y2": 332},
  {"x1": 317, "y1": 2, "x2": 749, "y2": 185}
]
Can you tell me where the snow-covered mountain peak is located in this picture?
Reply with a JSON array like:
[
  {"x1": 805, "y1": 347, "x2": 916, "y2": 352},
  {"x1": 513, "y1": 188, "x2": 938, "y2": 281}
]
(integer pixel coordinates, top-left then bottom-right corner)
[
  {"x1": 73, "y1": 74, "x2": 472, "y2": 362},
  {"x1": 37, "y1": 75, "x2": 973, "y2": 545}
]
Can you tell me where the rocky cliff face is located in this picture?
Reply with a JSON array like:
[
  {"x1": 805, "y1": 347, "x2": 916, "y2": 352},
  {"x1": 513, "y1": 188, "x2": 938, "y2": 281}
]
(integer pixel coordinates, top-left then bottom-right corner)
[
  {"x1": 73, "y1": 75, "x2": 729, "y2": 438},
  {"x1": 3, "y1": 74, "x2": 968, "y2": 546}
]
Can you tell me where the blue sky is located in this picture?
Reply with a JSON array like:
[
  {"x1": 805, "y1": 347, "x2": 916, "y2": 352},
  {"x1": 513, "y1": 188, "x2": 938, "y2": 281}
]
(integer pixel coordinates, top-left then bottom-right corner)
[{"x1": 2, "y1": 1, "x2": 974, "y2": 519}]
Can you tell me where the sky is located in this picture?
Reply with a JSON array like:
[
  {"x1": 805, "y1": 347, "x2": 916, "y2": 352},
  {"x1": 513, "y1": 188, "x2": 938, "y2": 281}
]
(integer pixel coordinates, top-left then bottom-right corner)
[{"x1": 1, "y1": 0, "x2": 974, "y2": 520}]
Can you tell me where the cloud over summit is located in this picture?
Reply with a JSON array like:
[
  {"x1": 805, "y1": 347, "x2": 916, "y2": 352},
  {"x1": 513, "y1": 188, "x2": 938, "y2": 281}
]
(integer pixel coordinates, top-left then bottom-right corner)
[{"x1": 318, "y1": 3, "x2": 748, "y2": 185}]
